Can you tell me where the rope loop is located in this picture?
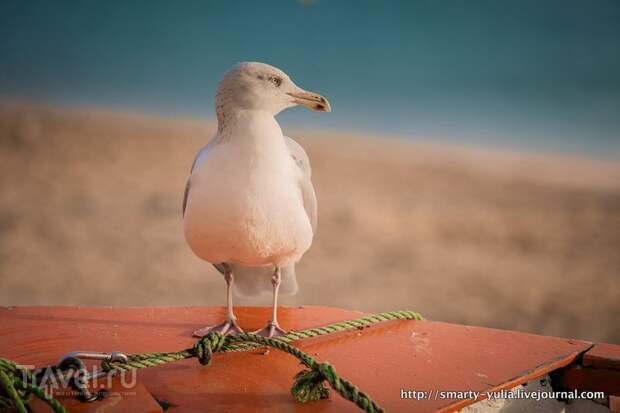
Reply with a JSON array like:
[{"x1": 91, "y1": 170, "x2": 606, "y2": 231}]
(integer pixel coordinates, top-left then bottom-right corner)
[
  {"x1": 291, "y1": 363, "x2": 332, "y2": 403},
  {"x1": 193, "y1": 332, "x2": 226, "y2": 365},
  {"x1": 290, "y1": 361, "x2": 382, "y2": 413}
]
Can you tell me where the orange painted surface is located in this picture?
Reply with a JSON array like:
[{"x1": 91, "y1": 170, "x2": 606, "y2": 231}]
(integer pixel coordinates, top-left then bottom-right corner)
[
  {"x1": 0, "y1": 306, "x2": 592, "y2": 412},
  {"x1": 30, "y1": 381, "x2": 164, "y2": 413},
  {"x1": 560, "y1": 342, "x2": 620, "y2": 397},
  {"x1": 583, "y1": 343, "x2": 620, "y2": 370}
]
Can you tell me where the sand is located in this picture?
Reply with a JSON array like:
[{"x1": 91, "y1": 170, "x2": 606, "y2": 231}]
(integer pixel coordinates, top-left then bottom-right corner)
[{"x1": 0, "y1": 102, "x2": 618, "y2": 343}]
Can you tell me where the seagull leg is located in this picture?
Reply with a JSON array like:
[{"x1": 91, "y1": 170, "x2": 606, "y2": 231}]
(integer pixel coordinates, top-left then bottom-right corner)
[
  {"x1": 193, "y1": 264, "x2": 244, "y2": 337},
  {"x1": 252, "y1": 266, "x2": 287, "y2": 337}
]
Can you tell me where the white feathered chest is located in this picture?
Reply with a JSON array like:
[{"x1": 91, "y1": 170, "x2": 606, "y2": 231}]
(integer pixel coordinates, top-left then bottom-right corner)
[{"x1": 183, "y1": 113, "x2": 313, "y2": 267}]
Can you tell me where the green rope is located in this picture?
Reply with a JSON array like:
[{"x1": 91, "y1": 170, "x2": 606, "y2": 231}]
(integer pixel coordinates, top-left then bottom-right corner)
[
  {"x1": 1, "y1": 310, "x2": 422, "y2": 413},
  {"x1": 101, "y1": 310, "x2": 423, "y2": 371},
  {"x1": 0, "y1": 358, "x2": 67, "y2": 413}
]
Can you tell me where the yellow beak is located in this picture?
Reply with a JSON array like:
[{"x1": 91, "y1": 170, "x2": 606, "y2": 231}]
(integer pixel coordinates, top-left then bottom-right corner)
[{"x1": 287, "y1": 90, "x2": 331, "y2": 112}]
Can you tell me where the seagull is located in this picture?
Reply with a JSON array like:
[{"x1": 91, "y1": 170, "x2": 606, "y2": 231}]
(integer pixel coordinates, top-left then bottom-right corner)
[{"x1": 183, "y1": 62, "x2": 330, "y2": 338}]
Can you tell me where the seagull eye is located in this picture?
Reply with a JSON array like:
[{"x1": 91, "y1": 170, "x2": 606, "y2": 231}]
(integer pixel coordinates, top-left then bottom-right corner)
[{"x1": 268, "y1": 76, "x2": 282, "y2": 87}]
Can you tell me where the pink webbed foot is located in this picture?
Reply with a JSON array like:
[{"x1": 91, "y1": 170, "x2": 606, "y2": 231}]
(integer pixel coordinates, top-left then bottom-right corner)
[
  {"x1": 252, "y1": 322, "x2": 287, "y2": 338},
  {"x1": 193, "y1": 318, "x2": 244, "y2": 337}
]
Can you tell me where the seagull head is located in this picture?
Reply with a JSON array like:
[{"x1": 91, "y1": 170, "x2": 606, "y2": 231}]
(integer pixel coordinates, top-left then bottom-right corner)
[{"x1": 216, "y1": 62, "x2": 331, "y2": 117}]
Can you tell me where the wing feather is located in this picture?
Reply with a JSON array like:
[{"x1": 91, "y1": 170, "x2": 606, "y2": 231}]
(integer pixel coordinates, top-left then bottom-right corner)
[
  {"x1": 284, "y1": 136, "x2": 317, "y2": 234},
  {"x1": 183, "y1": 142, "x2": 212, "y2": 217}
]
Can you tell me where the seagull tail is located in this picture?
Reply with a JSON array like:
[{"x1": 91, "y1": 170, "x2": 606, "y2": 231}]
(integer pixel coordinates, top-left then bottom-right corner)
[{"x1": 227, "y1": 264, "x2": 299, "y2": 298}]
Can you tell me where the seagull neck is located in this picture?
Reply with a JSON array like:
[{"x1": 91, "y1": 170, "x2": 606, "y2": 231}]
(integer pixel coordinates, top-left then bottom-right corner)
[{"x1": 216, "y1": 108, "x2": 282, "y2": 141}]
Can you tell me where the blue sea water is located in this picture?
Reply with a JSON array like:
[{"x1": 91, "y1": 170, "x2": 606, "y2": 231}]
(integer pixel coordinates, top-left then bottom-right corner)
[{"x1": 1, "y1": 0, "x2": 619, "y2": 158}]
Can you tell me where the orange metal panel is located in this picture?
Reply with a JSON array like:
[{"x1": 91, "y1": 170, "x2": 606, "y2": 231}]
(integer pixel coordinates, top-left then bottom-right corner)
[
  {"x1": 554, "y1": 342, "x2": 620, "y2": 397},
  {"x1": 29, "y1": 381, "x2": 163, "y2": 413},
  {"x1": 559, "y1": 365, "x2": 620, "y2": 397},
  {"x1": 0, "y1": 306, "x2": 592, "y2": 412},
  {"x1": 583, "y1": 343, "x2": 620, "y2": 370}
]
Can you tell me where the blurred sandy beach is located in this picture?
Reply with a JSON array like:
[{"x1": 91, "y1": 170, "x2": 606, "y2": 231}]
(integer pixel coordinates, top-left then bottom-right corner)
[{"x1": 1, "y1": 102, "x2": 619, "y2": 343}]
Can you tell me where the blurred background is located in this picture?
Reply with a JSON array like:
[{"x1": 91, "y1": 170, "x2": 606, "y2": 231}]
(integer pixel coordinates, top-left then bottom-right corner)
[{"x1": 0, "y1": 0, "x2": 619, "y2": 343}]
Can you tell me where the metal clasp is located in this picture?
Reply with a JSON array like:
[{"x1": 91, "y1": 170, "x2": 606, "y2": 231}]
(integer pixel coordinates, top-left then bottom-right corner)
[
  {"x1": 59, "y1": 351, "x2": 128, "y2": 365},
  {"x1": 58, "y1": 351, "x2": 128, "y2": 402}
]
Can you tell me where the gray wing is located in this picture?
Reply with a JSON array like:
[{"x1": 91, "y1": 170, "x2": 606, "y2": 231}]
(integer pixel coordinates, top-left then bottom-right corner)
[
  {"x1": 183, "y1": 142, "x2": 212, "y2": 217},
  {"x1": 284, "y1": 136, "x2": 317, "y2": 234}
]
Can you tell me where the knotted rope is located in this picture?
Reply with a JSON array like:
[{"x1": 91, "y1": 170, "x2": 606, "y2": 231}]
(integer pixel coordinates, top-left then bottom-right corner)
[{"x1": 1, "y1": 310, "x2": 422, "y2": 413}]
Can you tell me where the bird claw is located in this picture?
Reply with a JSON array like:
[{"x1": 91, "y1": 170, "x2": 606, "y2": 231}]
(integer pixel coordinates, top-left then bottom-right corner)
[
  {"x1": 252, "y1": 322, "x2": 287, "y2": 338},
  {"x1": 193, "y1": 318, "x2": 244, "y2": 337}
]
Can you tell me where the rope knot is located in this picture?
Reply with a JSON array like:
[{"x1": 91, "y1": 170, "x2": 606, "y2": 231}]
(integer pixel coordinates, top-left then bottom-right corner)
[
  {"x1": 291, "y1": 362, "x2": 335, "y2": 403},
  {"x1": 193, "y1": 332, "x2": 226, "y2": 365}
]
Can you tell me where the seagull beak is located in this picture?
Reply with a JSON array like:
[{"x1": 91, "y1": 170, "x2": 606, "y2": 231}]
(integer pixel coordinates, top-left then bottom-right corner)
[{"x1": 287, "y1": 89, "x2": 331, "y2": 112}]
